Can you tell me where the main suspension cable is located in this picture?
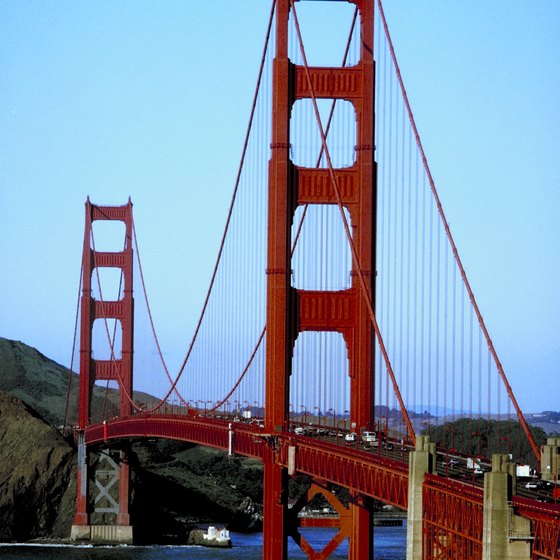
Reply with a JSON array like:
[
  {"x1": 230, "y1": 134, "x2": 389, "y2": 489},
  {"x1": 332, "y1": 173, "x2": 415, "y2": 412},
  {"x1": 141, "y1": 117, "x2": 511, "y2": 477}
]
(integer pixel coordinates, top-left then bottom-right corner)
[{"x1": 63, "y1": 264, "x2": 83, "y2": 429}]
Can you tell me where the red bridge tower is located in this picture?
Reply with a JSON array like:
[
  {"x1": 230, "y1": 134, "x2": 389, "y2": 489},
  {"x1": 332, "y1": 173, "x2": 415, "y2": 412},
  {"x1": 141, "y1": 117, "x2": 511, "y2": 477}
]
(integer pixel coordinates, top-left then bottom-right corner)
[
  {"x1": 264, "y1": 1, "x2": 377, "y2": 558},
  {"x1": 71, "y1": 198, "x2": 134, "y2": 543}
]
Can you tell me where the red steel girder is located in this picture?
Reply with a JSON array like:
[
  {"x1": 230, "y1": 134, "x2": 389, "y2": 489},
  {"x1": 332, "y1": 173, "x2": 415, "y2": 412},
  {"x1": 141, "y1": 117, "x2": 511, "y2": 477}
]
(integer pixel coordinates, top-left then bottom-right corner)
[
  {"x1": 279, "y1": 438, "x2": 408, "y2": 509},
  {"x1": 423, "y1": 473, "x2": 484, "y2": 560},
  {"x1": 514, "y1": 496, "x2": 560, "y2": 560},
  {"x1": 84, "y1": 418, "x2": 408, "y2": 507}
]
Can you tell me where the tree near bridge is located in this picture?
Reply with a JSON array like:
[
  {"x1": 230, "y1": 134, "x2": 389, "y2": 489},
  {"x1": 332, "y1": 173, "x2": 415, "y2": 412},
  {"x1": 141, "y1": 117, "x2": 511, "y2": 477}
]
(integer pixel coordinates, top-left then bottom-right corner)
[{"x1": 423, "y1": 418, "x2": 547, "y2": 468}]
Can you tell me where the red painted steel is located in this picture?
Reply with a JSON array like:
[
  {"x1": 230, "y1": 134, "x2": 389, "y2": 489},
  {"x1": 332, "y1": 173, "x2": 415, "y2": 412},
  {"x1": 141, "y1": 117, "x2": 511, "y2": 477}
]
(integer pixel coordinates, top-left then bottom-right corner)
[
  {"x1": 83, "y1": 414, "x2": 560, "y2": 556},
  {"x1": 78, "y1": 198, "x2": 134, "y2": 427},
  {"x1": 84, "y1": 416, "x2": 409, "y2": 509},
  {"x1": 264, "y1": 0, "x2": 292, "y2": 554},
  {"x1": 423, "y1": 473, "x2": 484, "y2": 560},
  {"x1": 74, "y1": 198, "x2": 134, "y2": 527},
  {"x1": 84, "y1": 416, "x2": 408, "y2": 506},
  {"x1": 514, "y1": 496, "x2": 560, "y2": 560},
  {"x1": 278, "y1": 438, "x2": 408, "y2": 509},
  {"x1": 289, "y1": 483, "x2": 352, "y2": 559},
  {"x1": 265, "y1": 0, "x2": 377, "y2": 557}
]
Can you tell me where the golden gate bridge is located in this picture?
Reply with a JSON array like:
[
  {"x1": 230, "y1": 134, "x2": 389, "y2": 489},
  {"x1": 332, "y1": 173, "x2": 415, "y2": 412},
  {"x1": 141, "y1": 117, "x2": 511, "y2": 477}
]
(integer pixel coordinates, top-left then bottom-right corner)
[{"x1": 64, "y1": 1, "x2": 560, "y2": 558}]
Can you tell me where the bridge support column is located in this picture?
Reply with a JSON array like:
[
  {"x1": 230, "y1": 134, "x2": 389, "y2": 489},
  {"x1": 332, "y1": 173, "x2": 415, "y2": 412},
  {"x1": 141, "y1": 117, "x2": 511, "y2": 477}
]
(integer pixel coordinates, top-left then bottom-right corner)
[
  {"x1": 349, "y1": 495, "x2": 373, "y2": 560},
  {"x1": 70, "y1": 447, "x2": 133, "y2": 544},
  {"x1": 406, "y1": 435, "x2": 435, "y2": 560},
  {"x1": 264, "y1": 1, "x2": 376, "y2": 557},
  {"x1": 482, "y1": 454, "x2": 531, "y2": 560},
  {"x1": 540, "y1": 437, "x2": 560, "y2": 482},
  {"x1": 117, "y1": 450, "x2": 131, "y2": 526},
  {"x1": 263, "y1": 453, "x2": 288, "y2": 560},
  {"x1": 70, "y1": 433, "x2": 89, "y2": 539}
]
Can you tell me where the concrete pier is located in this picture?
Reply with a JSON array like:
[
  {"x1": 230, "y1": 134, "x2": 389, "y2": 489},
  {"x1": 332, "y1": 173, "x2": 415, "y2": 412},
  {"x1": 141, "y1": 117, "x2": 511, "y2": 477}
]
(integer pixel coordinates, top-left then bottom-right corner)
[
  {"x1": 541, "y1": 437, "x2": 560, "y2": 481},
  {"x1": 482, "y1": 454, "x2": 531, "y2": 560},
  {"x1": 70, "y1": 445, "x2": 133, "y2": 544},
  {"x1": 70, "y1": 524, "x2": 133, "y2": 544},
  {"x1": 406, "y1": 435, "x2": 435, "y2": 560}
]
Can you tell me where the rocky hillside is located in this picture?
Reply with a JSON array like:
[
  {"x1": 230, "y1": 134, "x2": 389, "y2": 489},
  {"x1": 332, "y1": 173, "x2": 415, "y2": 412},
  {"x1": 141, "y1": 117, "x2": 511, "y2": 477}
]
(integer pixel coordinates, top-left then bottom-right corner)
[
  {"x1": 0, "y1": 337, "x2": 153, "y2": 427},
  {"x1": 0, "y1": 338, "x2": 80, "y2": 427},
  {"x1": 0, "y1": 337, "x2": 263, "y2": 543}
]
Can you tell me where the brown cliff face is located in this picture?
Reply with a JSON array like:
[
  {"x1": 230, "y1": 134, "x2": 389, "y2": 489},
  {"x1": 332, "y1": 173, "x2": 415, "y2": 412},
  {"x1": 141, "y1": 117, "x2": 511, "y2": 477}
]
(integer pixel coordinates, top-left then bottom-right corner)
[{"x1": 0, "y1": 391, "x2": 76, "y2": 540}]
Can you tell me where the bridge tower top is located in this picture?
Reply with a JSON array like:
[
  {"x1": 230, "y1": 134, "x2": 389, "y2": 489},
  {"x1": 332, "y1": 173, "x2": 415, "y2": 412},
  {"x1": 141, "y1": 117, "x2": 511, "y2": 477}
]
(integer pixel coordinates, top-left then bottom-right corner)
[
  {"x1": 78, "y1": 198, "x2": 134, "y2": 428},
  {"x1": 265, "y1": 0, "x2": 376, "y2": 444}
]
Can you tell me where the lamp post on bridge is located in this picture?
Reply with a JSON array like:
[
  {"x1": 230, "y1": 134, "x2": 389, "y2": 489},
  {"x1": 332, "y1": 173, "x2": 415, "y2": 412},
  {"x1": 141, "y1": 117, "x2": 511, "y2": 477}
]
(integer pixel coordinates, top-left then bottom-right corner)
[
  {"x1": 443, "y1": 424, "x2": 457, "y2": 476},
  {"x1": 472, "y1": 430, "x2": 487, "y2": 459},
  {"x1": 300, "y1": 405, "x2": 306, "y2": 428},
  {"x1": 499, "y1": 435, "x2": 510, "y2": 457},
  {"x1": 328, "y1": 408, "x2": 336, "y2": 431},
  {"x1": 313, "y1": 406, "x2": 319, "y2": 431}
]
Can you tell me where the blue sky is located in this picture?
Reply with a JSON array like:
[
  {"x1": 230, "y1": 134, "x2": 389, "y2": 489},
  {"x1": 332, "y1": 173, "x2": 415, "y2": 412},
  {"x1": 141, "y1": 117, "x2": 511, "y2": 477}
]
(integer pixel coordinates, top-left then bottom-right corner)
[{"x1": 1, "y1": 1, "x2": 559, "y2": 412}]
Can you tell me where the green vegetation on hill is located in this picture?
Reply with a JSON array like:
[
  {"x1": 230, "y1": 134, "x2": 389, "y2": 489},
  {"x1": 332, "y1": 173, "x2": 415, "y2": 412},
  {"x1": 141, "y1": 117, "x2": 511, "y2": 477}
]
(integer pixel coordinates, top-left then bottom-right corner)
[{"x1": 423, "y1": 417, "x2": 547, "y2": 467}]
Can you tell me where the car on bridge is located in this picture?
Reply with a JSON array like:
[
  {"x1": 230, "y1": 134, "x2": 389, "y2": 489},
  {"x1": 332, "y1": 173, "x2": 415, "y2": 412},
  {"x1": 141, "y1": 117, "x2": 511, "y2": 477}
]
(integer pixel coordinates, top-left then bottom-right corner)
[
  {"x1": 525, "y1": 480, "x2": 554, "y2": 490},
  {"x1": 345, "y1": 432, "x2": 357, "y2": 444},
  {"x1": 382, "y1": 440, "x2": 394, "y2": 451},
  {"x1": 361, "y1": 431, "x2": 378, "y2": 447}
]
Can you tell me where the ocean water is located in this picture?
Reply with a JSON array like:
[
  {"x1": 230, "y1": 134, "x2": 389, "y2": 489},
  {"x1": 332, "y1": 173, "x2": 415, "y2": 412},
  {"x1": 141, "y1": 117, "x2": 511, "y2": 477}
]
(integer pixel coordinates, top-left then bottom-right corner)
[{"x1": 0, "y1": 525, "x2": 406, "y2": 559}]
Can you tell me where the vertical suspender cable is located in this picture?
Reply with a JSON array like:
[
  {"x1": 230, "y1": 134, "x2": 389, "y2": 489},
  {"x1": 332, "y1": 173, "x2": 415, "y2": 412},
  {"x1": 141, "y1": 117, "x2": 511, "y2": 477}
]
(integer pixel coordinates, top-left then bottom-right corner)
[
  {"x1": 64, "y1": 265, "x2": 84, "y2": 429},
  {"x1": 290, "y1": 0, "x2": 416, "y2": 442},
  {"x1": 376, "y1": 0, "x2": 539, "y2": 461}
]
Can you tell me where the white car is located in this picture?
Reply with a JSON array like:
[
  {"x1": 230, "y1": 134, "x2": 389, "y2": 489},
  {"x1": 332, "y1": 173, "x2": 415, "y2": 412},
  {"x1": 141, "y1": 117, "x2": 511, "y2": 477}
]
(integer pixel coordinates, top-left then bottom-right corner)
[
  {"x1": 361, "y1": 431, "x2": 378, "y2": 446},
  {"x1": 344, "y1": 432, "x2": 357, "y2": 444}
]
